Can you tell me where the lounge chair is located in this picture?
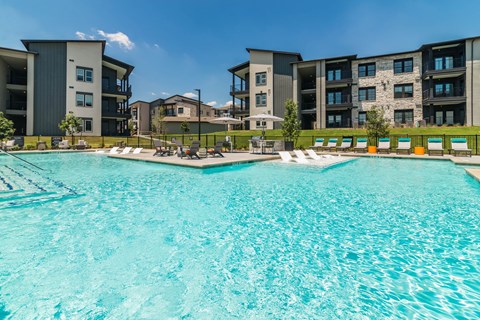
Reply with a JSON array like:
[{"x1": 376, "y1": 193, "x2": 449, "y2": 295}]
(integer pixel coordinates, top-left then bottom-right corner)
[
  {"x1": 120, "y1": 147, "x2": 132, "y2": 154},
  {"x1": 450, "y1": 138, "x2": 472, "y2": 157},
  {"x1": 279, "y1": 151, "x2": 309, "y2": 164},
  {"x1": 4, "y1": 140, "x2": 15, "y2": 151},
  {"x1": 181, "y1": 141, "x2": 201, "y2": 159},
  {"x1": 263, "y1": 140, "x2": 275, "y2": 154},
  {"x1": 59, "y1": 140, "x2": 70, "y2": 149},
  {"x1": 74, "y1": 140, "x2": 88, "y2": 150},
  {"x1": 153, "y1": 140, "x2": 170, "y2": 156},
  {"x1": 293, "y1": 150, "x2": 309, "y2": 161},
  {"x1": 310, "y1": 138, "x2": 325, "y2": 150},
  {"x1": 427, "y1": 138, "x2": 444, "y2": 156},
  {"x1": 396, "y1": 138, "x2": 411, "y2": 154},
  {"x1": 208, "y1": 141, "x2": 225, "y2": 157},
  {"x1": 320, "y1": 138, "x2": 338, "y2": 152},
  {"x1": 377, "y1": 138, "x2": 390, "y2": 154},
  {"x1": 336, "y1": 138, "x2": 352, "y2": 152},
  {"x1": 353, "y1": 138, "x2": 368, "y2": 153},
  {"x1": 132, "y1": 148, "x2": 143, "y2": 154},
  {"x1": 109, "y1": 147, "x2": 120, "y2": 154},
  {"x1": 306, "y1": 149, "x2": 322, "y2": 160},
  {"x1": 251, "y1": 139, "x2": 262, "y2": 154}
]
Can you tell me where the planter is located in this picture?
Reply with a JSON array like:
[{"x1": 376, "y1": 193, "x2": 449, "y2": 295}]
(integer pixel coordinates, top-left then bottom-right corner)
[
  {"x1": 368, "y1": 146, "x2": 377, "y2": 153},
  {"x1": 284, "y1": 141, "x2": 294, "y2": 151},
  {"x1": 414, "y1": 146, "x2": 425, "y2": 155}
]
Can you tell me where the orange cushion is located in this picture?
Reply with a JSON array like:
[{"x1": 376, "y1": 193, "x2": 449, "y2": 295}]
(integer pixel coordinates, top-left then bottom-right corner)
[
  {"x1": 208, "y1": 149, "x2": 214, "y2": 153},
  {"x1": 185, "y1": 149, "x2": 190, "y2": 154}
]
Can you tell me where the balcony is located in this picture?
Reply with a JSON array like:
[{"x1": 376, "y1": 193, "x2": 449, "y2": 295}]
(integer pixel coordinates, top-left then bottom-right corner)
[
  {"x1": 102, "y1": 102, "x2": 131, "y2": 119},
  {"x1": 7, "y1": 75, "x2": 27, "y2": 86},
  {"x1": 301, "y1": 102, "x2": 316, "y2": 114},
  {"x1": 102, "y1": 84, "x2": 132, "y2": 98},
  {"x1": 326, "y1": 69, "x2": 352, "y2": 88},
  {"x1": 327, "y1": 94, "x2": 352, "y2": 109},
  {"x1": 422, "y1": 87, "x2": 466, "y2": 105},
  {"x1": 422, "y1": 57, "x2": 466, "y2": 79},
  {"x1": 230, "y1": 84, "x2": 249, "y2": 97},
  {"x1": 301, "y1": 81, "x2": 316, "y2": 91},
  {"x1": 5, "y1": 100, "x2": 27, "y2": 115}
]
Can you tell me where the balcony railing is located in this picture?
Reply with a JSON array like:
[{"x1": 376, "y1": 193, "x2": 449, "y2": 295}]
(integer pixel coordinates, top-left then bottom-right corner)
[
  {"x1": 7, "y1": 75, "x2": 27, "y2": 86},
  {"x1": 301, "y1": 81, "x2": 316, "y2": 90},
  {"x1": 301, "y1": 102, "x2": 316, "y2": 110},
  {"x1": 326, "y1": 69, "x2": 352, "y2": 81},
  {"x1": 422, "y1": 87, "x2": 465, "y2": 100},
  {"x1": 423, "y1": 57, "x2": 465, "y2": 73},
  {"x1": 6, "y1": 101, "x2": 27, "y2": 110},
  {"x1": 230, "y1": 84, "x2": 249, "y2": 94},
  {"x1": 327, "y1": 94, "x2": 352, "y2": 105},
  {"x1": 102, "y1": 84, "x2": 132, "y2": 97}
]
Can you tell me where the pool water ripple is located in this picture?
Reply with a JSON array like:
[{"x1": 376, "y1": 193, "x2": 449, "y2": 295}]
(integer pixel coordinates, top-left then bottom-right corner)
[{"x1": 0, "y1": 153, "x2": 479, "y2": 319}]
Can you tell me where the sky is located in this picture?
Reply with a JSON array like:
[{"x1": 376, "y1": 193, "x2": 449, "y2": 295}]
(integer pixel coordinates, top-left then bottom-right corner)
[{"x1": 1, "y1": 0, "x2": 480, "y2": 108}]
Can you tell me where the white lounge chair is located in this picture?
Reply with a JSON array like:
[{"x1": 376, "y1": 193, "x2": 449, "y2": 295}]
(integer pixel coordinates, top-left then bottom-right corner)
[
  {"x1": 396, "y1": 138, "x2": 411, "y2": 154},
  {"x1": 59, "y1": 140, "x2": 70, "y2": 149},
  {"x1": 427, "y1": 138, "x2": 444, "y2": 156},
  {"x1": 309, "y1": 138, "x2": 324, "y2": 150},
  {"x1": 450, "y1": 138, "x2": 472, "y2": 157},
  {"x1": 279, "y1": 151, "x2": 309, "y2": 164},
  {"x1": 293, "y1": 150, "x2": 309, "y2": 161},
  {"x1": 320, "y1": 138, "x2": 338, "y2": 151},
  {"x1": 120, "y1": 147, "x2": 132, "y2": 154},
  {"x1": 336, "y1": 138, "x2": 352, "y2": 152},
  {"x1": 353, "y1": 138, "x2": 368, "y2": 153},
  {"x1": 132, "y1": 148, "x2": 143, "y2": 154},
  {"x1": 377, "y1": 138, "x2": 390, "y2": 154},
  {"x1": 306, "y1": 149, "x2": 322, "y2": 160}
]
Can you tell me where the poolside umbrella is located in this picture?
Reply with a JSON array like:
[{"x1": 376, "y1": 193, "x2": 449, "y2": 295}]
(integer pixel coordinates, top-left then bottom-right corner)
[
  {"x1": 244, "y1": 113, "x2": 284, "y2": 138},
  {"x1": 209, "y1": 116, "x2": 243, "y2": 138}
]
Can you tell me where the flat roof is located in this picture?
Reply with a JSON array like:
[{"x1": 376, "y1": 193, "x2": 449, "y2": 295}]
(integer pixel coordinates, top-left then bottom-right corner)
[
  {"x1": 0, "y1": 46, "x2": 37, "y2": 55},
  {"x1": 228, "y1": 61, "x2": 250, "y2": 73},
  {"x1": 103, "y1": 55, "x2": 134, "y2": 76},
  {"x1": 246, "y1": 48, "x2": 303, "y2": 61},
  {"x1": 292, "y1": 54, "x2": 357, "y2": 65},
  {"x1": 21, "y1": 39, "x2": 107, "y2": 53}
]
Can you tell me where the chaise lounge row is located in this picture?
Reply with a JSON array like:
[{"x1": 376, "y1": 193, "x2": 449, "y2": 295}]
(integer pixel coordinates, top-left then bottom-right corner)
[{"x1": 310, "y1": 137, "x2": 473, "y2": 157}]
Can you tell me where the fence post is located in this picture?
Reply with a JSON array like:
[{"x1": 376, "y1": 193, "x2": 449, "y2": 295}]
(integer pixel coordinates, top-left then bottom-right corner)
[
  {"x1": 311, "y1": 136, "x2": 314, "y2": 146},
  {"x1": 150, "y1": 136, "x2": 153, "y2": 149},
  {"x1": 214, "y1": 135, "x2": 216, "y2": 145},
  {"x1": 137, "y1": 136, "x2": 140, "y2": 147},
  {"x1": 476, "y1": 134, "x2": 478, "y2": 155},
  {"x1": 233, "y1": 135, "x2": 236, "y2": 150},
  {"x1": 206, "y1": 134, "x2": 209, "y2": 147}
]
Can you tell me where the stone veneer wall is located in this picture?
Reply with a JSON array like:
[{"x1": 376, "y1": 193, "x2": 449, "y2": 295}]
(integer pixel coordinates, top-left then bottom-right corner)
[{"x1": 352, "y1": 52, "x2": 423, "y2": 124}]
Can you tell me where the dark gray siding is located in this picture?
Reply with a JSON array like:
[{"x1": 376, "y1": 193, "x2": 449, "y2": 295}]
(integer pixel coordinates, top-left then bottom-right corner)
[
  {"x1": 30, "y1": 42, "x2": 66, "y2": 135},
  {"x1": 273, "y1": 54, "x2": 298, "y2": 129},
  {"x1": 102, "y1": 66, "x2": 117, "y2": 90}
]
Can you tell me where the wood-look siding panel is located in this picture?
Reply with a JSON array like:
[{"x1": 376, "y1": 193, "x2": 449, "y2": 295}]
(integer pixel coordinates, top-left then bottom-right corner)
[{"x1": 30, "y1": 43, "x2": 67, "y2": 135}]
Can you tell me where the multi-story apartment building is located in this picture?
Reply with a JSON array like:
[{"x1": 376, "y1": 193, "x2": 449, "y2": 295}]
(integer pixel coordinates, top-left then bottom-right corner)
[
  {"x1": 229, "y1": 36, "x2": 480, "y2": 129},
  {"x1": 0, "y1": 39, "x2": 133, "y2": 136},
  {"x1": 228, "y1": 48, "x2": 302, "y2": 130},
  {"x1": 130, "y1": 94, "x2": 223, "y2": 135}
]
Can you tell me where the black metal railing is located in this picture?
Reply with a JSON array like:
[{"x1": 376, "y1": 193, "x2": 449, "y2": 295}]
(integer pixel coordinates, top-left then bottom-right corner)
[
  {"x1": 6, "y1": 101, "x2": 27, "y2": 110},
  {"x1": 7, "y1": 74, "x2": 27, "y2": 86},
  {"x1": 230, "y1": 84, "x2": 249, "y2": 94},
  {"x1": 301, "y1": 81, "x2": 316, "y2": 90},
  {"x1": 301, "y1": 102, "x2": 316, "y2": 110},
  {"x1": 422, "y1": 87, "x2": 465, "y2": 99},
  {"x1": 423, "y1": 57, "x2": 465, "y2": 73},
  {"x1": 326, "y1": 69, "x2": 352, "y2": 81},
  {"x1": 327, "y1": 94, "x2": 352, "y2": 105},
  {"x1": 102, "y1": 84, "x2": 132, "y2": 96}
]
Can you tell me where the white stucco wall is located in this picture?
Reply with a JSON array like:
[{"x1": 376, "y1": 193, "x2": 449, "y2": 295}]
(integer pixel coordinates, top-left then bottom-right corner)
[
  {"x1": 249, "y1": 51, "x2": 274, "y2": 129},
  {"x1": 66, "y1": 42, "x2": 103, "y2": 136}
]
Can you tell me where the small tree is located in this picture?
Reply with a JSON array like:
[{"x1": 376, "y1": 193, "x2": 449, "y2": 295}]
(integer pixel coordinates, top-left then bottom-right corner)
[
  {"x1": 151, "y1": 106, "x2": 166, "y2": 135},
  {"x1": 0, "y1": 112, "x2": 15, "y2": 140},
  {"x1": 127, "y1": 119, "x2": 136, "y2": 136},
  {"x1": 366, "y1": 106, "x2": 390, "y2": 144},
  {"x1": 281, "y1": 99, "x2": 301, "y2": 147},
  {"x1": 59, "y1": 112, "x2": 82, "y2": 144},
  {"x1": 180, "y1": 120, "x2": 190, "y2": 143}
]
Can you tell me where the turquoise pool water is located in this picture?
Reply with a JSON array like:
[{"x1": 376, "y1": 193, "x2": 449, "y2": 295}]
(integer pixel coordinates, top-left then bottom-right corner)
[{"x1": 1, "y1": 153, "x2": 480, "y2": 319}]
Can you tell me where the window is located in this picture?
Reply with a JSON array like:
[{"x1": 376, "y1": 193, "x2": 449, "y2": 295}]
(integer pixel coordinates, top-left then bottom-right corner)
[
  {"x1": 76, "y1": 67, "x2": 93, "y2": 83},
  {"x1": 178, "y1": 107, "x2": 184, "y2": 114},
  {"x1": 327, "y1": 69, "x2": 342, "y2": 81},
  {"x1": 394, "y1": 83, "x2": 413, "y2": 98},
  {"x1": 327, "y1": 91, "x2": 342, "y2": 104},
  {"x1": 81, "y1": 118, "x2": 93, "y2": 132},
  {"x1": 394, "y1": 109, "x2": 413, "y2": 124},
  {"x1": 358, "y1": 87, "x2": 376, "y2": 101},
  {"x1": 435, "y1": 83, "x2": 453, "y2": 97},
  {"x1": 394, "y1": 58, "x2": 413, "y2": 74},
  {"x1": 434, "y1": 56, "x2": 454, "y2": 70},
  {"x1": 256, "y1": 121, "x2": 266, "y2": 128},
  {"x1": 358, "y1": 112, "x2": 366, "y2": 125},
  {"x1": 256, "y1": 93, "x2": 267, "y2": 106},
  {"x1": 76, "y1": 93, "x2": 93, "y2": 107},
  {"x1": 256, "y1": 72, "x2": 267, "y2": 86},
  {"x1": 358, "y1": 63, "x2": 375, "y2": 77}
]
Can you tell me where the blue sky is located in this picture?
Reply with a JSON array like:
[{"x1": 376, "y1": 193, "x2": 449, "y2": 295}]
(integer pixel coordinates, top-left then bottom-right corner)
[{"x1": 1, "y1": 0, "x2": 480, "y2": 108}]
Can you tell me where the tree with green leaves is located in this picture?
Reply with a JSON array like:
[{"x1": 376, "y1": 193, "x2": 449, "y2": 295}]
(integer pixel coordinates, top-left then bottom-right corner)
[
  {"x1": 281, "y1": 99, "x2": 301, "y2": 147},
  {"x1": 366, "y1": 106, "x2": 390, "y2": 142},
  {"x1": 59, "y1": 112, "x2": 82, "y2": 144},
  {"x1": 151, "y1": 106, "x2": 166, "y2": 135},
  {"x1": 0, "y1": 112, "x2": 15, "y2": 141},
  {"x1": 127, "y1": 119, "x2": 136, "y2": 136}
]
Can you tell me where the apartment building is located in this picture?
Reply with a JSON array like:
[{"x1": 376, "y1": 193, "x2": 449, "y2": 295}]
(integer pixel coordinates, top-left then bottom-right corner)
[
  {"x1": 229, "y1": 36, "x2": 480, "y2": 129},
  {"x1": 0, "y1": 39, "x2": 133, "y2": 136},
  {"x1": 130, "y1": 94, "x2": 223, "y2": 134},
  {"x1": 228, "y1": 48, "x2": 302, "y2": 130}
]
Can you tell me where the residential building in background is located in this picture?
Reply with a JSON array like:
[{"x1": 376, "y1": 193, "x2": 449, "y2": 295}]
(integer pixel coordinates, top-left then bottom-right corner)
[
  {"x1": 130, "y1": 94, "x2": 223, "y2": 135},
  {"x1": 228, "y1": 36, "x2": 480, "y2": 129},
  {"x1": 228, "y1": 48, "x2": 302, "y2": 130},
  {"x1": 0, "y1": 39, "x2": 133, "y2": 136}
]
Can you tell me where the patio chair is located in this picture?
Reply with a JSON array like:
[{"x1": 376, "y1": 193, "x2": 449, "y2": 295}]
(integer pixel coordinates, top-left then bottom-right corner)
[
  {"x1": 377, "y1": 138, "x2": 390, "y2": 154},
  {"x1": 353, "y1": 138, "x2": 368, "y2": 153},
  {"x1": 293, "y1": 150, "x2": 309, "y2": 161},
  {"x1": 306, "y1": 149, "x2": 322, "y2": 160},
  {"x1": 59, "y1": 140, "x2": 70, "y2": 149},
  {"x1": 279, "y1": 151, "x2": 309, "y2": 164},
  {"x1": 320, "y1": 138, "x2": 338, "y2": 152},
  {"x1": 251, "y1": 139, "x2": 262, "y2": 154},
  {"x1": 427, "y1": 138, "x2": 444, "y2": 156},
  {"x1": 74, "y1": 140, "x2": 88, "y2": 150},
  {"x1": 109, "y1": 147, "x2": 120, "y2": 154},
  {"x1": 263, "y1": 140, "x2": 275, "y2": 154},
  {"x1": 120, "y1": 147, "x2": 132, "y2": 154},
  {"x1": 336, "y1": 138, "x2": 352, "y2": 152},
  {"x1": 450, "y1": 138, "x2": 472, "y2": 157},
  {"x1": 181, "y1": 141, "x2": 201, "y2": 159},
  {"x1": 310, "y1": 138, "x2": 325, "y2": 150},
  {"x1": 153, "y1": 140, "x2": 170, "y2": 156},
  {"x1": 208, "y1": 141, "x2": 225, "y2": 158},
  {"x1": 396, "y1": 138, "x2": 411, "y2": 154},
  {"x1": 132, "y1": 148, "x2": 143, "y2": 154}
]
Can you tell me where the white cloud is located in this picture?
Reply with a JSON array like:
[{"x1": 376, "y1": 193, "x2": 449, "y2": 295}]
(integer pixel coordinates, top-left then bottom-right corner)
[
  {"x1": 154, "y1": 44, "x2": 160, "y2": 48},
  {"x1": 151, "y1": 92, "x2": 157, "y2": 96},
  {"x1": 223, "y1": 101, "x2": 233, "y2": 107},
  {"x1": 206, "y1": 101, "x2": 217, "y2": 107},
  {"x1": 75, "y1": 31, "x2": 86, "y2": 40},
  {"x1": 97, "y1": 30, "x2": 135, "y2": 50},
  {"x1": 183, "y1": 92, "x2": 198, "y2": 99},
  {"x1": 161, "y1": 92, "x2": 170, "y2": 96}
]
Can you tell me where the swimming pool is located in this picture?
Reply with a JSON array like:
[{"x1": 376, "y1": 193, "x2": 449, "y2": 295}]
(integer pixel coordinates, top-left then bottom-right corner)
[{"x1": 1, "y1": 153, "x2": 479, "y2": 319}]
